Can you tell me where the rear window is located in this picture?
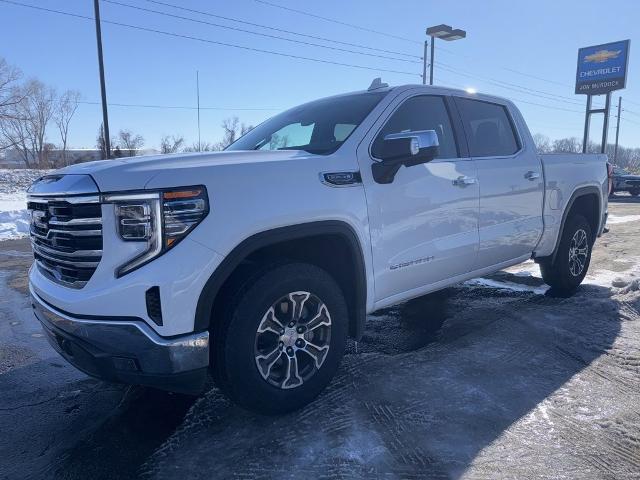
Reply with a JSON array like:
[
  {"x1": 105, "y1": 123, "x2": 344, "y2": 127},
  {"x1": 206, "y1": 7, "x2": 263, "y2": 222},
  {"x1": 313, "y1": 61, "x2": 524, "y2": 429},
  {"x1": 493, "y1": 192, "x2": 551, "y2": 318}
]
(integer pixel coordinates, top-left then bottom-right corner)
[{"x1": 456, "y1": 98, "x2": 520, "y2": 157}]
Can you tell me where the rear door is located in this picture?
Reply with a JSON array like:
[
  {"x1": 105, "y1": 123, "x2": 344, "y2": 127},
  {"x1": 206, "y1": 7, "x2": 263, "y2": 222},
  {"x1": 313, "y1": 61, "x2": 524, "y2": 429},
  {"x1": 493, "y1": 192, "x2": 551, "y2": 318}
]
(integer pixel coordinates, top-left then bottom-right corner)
[
  {"x1": 357, "y1": 92, "x2": 479, "y2": 304},
  {"x1": 453, "y1": 97, "x2": 544, "y2": 268}
]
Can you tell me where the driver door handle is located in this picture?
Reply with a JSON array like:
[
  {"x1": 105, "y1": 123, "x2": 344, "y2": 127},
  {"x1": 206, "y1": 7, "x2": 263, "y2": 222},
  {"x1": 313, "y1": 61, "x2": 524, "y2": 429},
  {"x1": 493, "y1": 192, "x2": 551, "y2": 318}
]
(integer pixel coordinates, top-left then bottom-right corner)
[
  {"x1": 525, "y1": 170, "x2": 540, "y2": 181},
  {"x1": 452, "y1": 175, "x2": 477, "y2": 187}
]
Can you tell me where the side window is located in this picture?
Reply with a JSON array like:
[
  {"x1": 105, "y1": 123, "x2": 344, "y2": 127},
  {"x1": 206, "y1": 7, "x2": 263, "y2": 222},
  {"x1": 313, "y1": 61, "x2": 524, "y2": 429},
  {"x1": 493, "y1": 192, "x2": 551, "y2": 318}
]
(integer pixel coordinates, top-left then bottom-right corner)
[
  {"x1": 456, "y1": 98, "x2": 520, "y2": 157},
  {"x1": 258, "y1": 122, "x2": 314, "y2": 150},
  {"x1": 371, "y1": 95, "x2": 458, "y2": 159},
  {"x1": 334, "y1": 123, "x2": 356, "y2": 142}
]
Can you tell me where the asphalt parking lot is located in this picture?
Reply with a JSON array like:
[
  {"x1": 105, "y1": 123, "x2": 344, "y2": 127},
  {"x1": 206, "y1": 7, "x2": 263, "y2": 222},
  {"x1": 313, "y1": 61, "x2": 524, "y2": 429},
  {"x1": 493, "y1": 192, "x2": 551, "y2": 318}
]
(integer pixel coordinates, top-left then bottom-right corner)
[{"x1": 1, "y1": 196, "x2": 639, "y2": 479}]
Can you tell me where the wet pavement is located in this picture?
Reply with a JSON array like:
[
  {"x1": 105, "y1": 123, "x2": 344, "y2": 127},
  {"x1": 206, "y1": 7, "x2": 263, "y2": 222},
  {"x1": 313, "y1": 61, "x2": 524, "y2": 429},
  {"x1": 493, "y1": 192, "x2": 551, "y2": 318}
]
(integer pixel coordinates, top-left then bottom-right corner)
[{"x1": 1, "y1": 198, "x2": 640, "y2": 479}]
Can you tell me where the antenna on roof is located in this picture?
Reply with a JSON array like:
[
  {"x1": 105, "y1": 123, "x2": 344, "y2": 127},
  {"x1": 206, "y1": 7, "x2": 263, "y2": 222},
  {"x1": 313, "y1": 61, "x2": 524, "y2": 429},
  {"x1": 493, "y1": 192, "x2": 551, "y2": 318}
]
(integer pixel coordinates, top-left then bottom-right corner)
[{"x1": 368, "y1": 78, "x2": 388, "y2": 91}]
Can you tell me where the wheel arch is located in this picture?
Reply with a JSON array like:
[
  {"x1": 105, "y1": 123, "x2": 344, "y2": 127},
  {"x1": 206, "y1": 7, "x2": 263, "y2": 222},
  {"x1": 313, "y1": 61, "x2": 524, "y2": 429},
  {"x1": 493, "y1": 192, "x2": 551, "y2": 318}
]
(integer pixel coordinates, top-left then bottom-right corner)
[
  {"x1": 550, "y1": 186, "x2": 602, "y2": 263},
  {"x1": 194, "y1": 221, "x2": 368, "y2": 340}
]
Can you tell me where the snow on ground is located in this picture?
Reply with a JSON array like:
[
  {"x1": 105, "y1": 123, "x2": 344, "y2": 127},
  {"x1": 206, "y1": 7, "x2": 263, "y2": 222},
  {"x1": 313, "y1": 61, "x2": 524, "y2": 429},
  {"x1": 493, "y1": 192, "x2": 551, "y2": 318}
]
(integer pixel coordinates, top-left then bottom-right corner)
[
  {"x1": 607, "y1": 214, "x2": 640, "y2": 224},
  {"x1": 0, "y1": 194, "x2": 30, "y2": 241},
  {"x1": 0, "y1": 169, "x2": 49, "y2": 241},
  {"x1": 1, "y1": 200, "x2": 640, "y2": 479},
  {"x1": 469, "y1": 250, "x2": 640, "y2": 295}
]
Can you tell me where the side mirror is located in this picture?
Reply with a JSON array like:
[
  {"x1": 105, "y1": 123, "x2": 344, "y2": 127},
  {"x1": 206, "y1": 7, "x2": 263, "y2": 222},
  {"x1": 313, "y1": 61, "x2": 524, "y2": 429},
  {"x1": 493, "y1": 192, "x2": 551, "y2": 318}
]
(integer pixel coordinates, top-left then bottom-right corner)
[{"x1": 372, "y1": 130, "x2": 439, "y2": 184}]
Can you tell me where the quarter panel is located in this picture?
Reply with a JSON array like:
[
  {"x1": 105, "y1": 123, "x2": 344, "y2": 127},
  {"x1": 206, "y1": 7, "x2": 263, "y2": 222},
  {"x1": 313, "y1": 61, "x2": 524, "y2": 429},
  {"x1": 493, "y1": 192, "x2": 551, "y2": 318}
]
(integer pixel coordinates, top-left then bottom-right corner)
[{"x1": 534, "y1": 153, "x2": 608, "y2": 258}]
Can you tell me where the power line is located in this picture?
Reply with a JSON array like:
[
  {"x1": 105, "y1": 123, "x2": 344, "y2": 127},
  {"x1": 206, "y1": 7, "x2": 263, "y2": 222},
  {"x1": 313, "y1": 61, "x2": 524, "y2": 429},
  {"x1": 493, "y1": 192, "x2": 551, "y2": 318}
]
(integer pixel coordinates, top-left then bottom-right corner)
[
  {"x1": 0, "y1": 0, "x2": 420, "y2": 77},
  {"x1": 435, "y1": 61, "x2": 583, "y2": 106},
  {"x1": 621, "y1": 116, "x2": 640, "y2": 126},
  {"x1": 78, "y1": 100, "x2": 279, "y2": 110},
  {"x1": 4, "y1": 0, "x2": 634, "y2": 128},
  {"x1": 262, "y1": 0, "x2": 610, "y2": 96},
  {"x1": 253, "y1": 0, "x2": 420, "y2": 44},
  {"x1": 431, "y1": 73, "x2": 585, "y2": 114},
  {"x1": 143, "y1": 0, "x2": 421, "y2": 60},
  {"x1": 251, "y1": 0, "x2": 638, "y2": 105},
  {"x1": 432, "y1": 43, "x2": 573, "y2": 89},
  {"x1": 508, "y1": 98, "x2": 582, "y2": 114},
  {"x1": 103, "y1": 0, "x2": 420, "y2": 64}
]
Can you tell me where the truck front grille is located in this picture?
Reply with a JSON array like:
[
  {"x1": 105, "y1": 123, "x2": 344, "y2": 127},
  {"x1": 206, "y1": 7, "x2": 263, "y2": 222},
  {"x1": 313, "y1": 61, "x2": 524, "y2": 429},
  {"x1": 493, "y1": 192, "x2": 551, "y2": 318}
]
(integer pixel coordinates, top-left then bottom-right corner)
[{"x1": 27, "y1": 195, "x2": 103, "y2": 289}]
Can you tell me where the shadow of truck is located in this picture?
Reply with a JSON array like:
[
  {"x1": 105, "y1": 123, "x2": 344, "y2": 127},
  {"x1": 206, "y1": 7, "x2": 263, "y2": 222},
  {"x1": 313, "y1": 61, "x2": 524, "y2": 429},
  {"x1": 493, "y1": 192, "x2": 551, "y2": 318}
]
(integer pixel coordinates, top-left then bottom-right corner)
[{"x1": 135, "y1": 280, "x2": 625, "y2": 479}]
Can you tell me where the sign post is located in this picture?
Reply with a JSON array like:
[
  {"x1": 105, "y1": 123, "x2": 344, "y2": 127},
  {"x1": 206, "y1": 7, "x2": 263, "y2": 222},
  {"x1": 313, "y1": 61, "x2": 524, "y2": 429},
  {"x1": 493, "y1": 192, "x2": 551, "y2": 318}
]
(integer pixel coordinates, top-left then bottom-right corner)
[{"x1": 576, "y1": 40, "x2": 630, "y2": 154}]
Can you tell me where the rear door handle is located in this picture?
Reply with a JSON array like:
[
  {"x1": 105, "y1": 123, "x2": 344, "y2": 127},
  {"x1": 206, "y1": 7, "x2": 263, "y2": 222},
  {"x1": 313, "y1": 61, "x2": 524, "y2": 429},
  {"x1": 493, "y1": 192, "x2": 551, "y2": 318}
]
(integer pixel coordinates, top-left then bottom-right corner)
[
  {"x1": 525, "y1": 171, "x2": 540, "y2": 181},
  {"x1": 452, "y1": 176, "x2": 477, "y2": 187}
]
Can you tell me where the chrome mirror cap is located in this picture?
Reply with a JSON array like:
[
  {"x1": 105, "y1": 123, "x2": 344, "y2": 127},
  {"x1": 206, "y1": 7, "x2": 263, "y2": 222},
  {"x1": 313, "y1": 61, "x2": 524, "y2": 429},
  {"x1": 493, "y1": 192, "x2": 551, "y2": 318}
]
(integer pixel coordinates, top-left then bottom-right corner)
[{"x1": 384, "y1": 130, "x2": 439, "y2": 154}]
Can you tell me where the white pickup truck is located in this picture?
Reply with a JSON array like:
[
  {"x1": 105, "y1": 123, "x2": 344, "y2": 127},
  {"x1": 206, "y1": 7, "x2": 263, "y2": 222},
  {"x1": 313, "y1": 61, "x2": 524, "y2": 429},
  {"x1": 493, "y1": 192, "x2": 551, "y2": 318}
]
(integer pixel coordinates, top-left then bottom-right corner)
[{"x1": 28, "y1": 81, "x2": 608, "y2": 413}]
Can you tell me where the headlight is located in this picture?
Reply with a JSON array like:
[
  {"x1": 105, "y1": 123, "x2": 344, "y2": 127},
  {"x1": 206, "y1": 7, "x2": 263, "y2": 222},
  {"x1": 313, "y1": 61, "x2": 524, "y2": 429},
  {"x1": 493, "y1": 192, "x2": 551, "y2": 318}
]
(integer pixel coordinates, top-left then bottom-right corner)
[{"x1": 104, "y1": 186, "x2": 209, "y2": 277}]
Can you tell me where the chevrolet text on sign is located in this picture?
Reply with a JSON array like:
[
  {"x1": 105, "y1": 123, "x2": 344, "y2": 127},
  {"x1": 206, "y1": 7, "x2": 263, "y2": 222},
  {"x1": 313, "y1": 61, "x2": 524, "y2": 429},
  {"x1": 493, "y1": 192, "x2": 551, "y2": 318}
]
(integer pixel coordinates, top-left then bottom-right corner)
[{"x1": 575, "y1": 40, "x2": 630, "y2": 95}]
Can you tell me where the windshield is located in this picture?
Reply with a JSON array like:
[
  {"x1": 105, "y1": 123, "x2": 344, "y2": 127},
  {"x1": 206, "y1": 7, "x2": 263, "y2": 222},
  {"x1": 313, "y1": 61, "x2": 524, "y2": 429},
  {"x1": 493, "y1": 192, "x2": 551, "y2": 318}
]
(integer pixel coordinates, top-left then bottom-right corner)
[
  {"x1": 226, "y1": 91, "x2": 387, "y2": 155},
  {"x1": 614, "y1": 168, "x2": 630, "y2": 175}
]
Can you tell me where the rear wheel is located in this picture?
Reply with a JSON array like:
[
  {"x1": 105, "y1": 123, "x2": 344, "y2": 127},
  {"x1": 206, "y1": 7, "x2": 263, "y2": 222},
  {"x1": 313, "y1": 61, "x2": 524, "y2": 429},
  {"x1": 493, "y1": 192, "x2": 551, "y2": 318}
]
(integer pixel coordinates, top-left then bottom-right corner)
[
  {"x1": 540, "y1": 214, "x2": 592, "y2": 295},
  {"x1": 213, "y1": 263, "x2": 348, "y2": 414}
]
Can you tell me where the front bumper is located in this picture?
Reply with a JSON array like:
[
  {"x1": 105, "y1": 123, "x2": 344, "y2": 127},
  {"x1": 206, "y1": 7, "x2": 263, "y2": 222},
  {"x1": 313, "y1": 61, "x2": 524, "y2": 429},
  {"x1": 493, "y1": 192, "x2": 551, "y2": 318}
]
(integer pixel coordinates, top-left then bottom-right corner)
[{"x1": 31, "y1": 288, "x2": 209, "y2": 394}]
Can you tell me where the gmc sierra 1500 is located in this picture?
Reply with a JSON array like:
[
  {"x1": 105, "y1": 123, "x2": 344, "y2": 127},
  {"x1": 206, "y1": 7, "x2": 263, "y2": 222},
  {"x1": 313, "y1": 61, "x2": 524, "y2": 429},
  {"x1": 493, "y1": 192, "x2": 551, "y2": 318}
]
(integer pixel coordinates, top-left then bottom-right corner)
[{"x1": 28, "y1": 81, "x2": 608, "y2": 413}]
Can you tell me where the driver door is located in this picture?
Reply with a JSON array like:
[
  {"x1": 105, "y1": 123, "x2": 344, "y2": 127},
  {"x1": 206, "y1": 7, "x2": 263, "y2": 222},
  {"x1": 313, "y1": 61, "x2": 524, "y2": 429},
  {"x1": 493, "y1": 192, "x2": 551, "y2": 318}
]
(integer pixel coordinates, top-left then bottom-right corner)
[{"x1": 357, "y1": 93, "x2": 480, "y2": 305}]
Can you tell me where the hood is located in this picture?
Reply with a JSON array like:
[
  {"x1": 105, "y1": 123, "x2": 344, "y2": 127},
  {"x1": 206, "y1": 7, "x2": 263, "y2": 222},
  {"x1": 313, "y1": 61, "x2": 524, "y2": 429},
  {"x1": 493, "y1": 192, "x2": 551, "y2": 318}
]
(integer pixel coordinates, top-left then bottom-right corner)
[{"x1": 56, "y1": 150, "x2": 314, "y2": 192}]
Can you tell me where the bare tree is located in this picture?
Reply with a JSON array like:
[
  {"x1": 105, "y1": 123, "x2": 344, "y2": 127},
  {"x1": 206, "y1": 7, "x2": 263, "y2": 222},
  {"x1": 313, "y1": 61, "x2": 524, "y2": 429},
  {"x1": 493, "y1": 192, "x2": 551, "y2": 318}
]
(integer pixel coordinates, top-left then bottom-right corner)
[
  {"x1": 0, "y1": 57, "x2": 23, "y2": 123},
  {"x1": 532, "y1": 133, "x2": 551, "y2": 154},
  {"x1": 213, "y1": 116, "x2": 253, "y2": 150},
  {"x1": 551, "y1": 137, "x2": 581, "y2": 154},
  {"x1": 160, "y1": 134, "x2": 185, "y2": 154},
  {"x1": 1, "y1": 80, "x2": 55, "y2": 166},
  {"x1": 96, "y1": 123, "x2": 116, "y2": 160},
  {"x1": 54, "y1": 90, "x2": 80, "y2": 166},
  {"x1": 28, "y1": 80, "x2": 56, "y2": 166},
  {"x1": 1, "y1": 95, "x2": 32, "y2": 164},
  {"x1": 183, "y1": 141, "x2": 213, "y2": 152},
  {"x1": 118, "y1": 129, "x2": 144, "y2": 156}
]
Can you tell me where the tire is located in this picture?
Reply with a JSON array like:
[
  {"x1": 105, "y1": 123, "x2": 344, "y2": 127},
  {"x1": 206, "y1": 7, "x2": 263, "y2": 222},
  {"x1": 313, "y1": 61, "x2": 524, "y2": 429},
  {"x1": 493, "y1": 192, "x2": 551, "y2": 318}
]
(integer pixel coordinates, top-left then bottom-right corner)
[
  {"x1": 213, "y1": 263, "x2": 348, "y2": 414},
  {"x1": 540, "y1": 214, "x2": 592, "y2": 295},
  {"x1": 630, "y1": 189, "x2": 640, "y2": 197}
]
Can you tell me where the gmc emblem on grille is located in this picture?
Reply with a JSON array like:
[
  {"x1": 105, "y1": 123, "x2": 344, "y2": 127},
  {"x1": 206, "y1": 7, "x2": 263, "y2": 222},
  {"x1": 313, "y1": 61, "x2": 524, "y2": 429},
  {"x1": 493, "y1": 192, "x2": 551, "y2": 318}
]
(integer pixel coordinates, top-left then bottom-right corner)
[{"x1": 31, "y1": 210, "x2": 48, "y2": 229}]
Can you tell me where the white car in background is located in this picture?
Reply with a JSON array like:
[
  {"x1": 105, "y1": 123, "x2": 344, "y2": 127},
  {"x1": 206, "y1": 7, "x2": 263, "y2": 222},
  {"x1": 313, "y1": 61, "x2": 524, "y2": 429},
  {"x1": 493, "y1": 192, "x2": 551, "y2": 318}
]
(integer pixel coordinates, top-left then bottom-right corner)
[{"x1": 28, "y1": 81, "x2": 608, "y2": 413}]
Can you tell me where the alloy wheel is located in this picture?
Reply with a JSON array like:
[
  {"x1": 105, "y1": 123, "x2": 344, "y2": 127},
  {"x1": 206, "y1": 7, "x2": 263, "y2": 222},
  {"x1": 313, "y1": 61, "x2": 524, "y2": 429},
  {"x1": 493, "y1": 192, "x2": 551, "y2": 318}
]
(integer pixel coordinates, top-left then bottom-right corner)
[
  {"x1": 568, "y1": 228, "x2": 589, "y2": 277},
  {"x1": 254, "y1": 291, "x2": 331, "y2": 389}
]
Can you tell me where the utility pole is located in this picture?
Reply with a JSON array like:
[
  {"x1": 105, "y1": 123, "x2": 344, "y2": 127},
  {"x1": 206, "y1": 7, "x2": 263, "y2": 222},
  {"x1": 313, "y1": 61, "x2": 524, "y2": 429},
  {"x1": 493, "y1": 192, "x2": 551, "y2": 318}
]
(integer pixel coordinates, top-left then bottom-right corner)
[
  {"x1": 196, "y1": 71, "x2": 201, "y2": 152},
  {"x1": 93, "y1": 0, "x2": 110, "y2": 159},
  {"x1": 601, "y1": 93, "x2": 611, "y2": 154},
  {"x1": 422, "y1": 40, "x2": 428, "y2": 85},
  {"x1": 613, "y1": 96, "x2": 622, "y2": 164},
  {"x1": 429, "y1": 37, "x2": 435, "y2": 85}
]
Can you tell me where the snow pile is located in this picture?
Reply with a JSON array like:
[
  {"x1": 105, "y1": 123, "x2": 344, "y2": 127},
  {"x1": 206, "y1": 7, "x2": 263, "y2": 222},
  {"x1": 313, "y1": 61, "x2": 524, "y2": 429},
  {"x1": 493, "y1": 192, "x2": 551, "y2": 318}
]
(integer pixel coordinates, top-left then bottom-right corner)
[
  {"x1": 465, "y1": 276, "x2": 548, "y2": 295},
  {"x1": 0, "y1": 169, "x2": 50, "y2": 241},
  {"x1": 0, "y1": 193, "x2": 30, "y2": 240}
]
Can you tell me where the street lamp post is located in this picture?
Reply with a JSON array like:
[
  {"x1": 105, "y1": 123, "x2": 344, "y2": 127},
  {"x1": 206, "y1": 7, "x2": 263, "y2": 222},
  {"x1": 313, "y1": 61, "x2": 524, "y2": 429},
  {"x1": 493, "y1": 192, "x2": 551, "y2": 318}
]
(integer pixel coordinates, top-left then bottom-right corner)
[{"x1": 424, "y1": 24, "x2": 467, "y2": 86}]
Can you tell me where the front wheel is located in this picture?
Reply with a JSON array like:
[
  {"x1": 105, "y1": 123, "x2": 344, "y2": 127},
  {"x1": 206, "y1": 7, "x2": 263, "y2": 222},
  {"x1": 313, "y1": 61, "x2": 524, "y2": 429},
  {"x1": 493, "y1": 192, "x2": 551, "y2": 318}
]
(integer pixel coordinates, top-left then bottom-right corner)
[
  {"x1": 540, "y1": 214, "x2": 592, "y2": 295},
  {"x1": 213, "y1": 263, "x2": 348, "y2": 414}
]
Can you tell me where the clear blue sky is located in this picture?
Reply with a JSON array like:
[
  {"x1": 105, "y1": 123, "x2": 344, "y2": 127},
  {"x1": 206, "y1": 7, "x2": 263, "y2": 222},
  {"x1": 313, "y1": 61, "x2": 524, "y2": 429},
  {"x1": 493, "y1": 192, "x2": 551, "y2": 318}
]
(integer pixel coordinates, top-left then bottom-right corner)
[{"x1": 1, "y1": 0, "x2": 639, "y2": 150}]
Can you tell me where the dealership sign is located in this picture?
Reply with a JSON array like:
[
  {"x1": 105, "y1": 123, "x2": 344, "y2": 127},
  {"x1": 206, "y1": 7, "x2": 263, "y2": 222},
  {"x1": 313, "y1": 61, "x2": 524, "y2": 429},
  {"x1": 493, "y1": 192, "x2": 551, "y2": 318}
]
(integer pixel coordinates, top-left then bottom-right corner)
[{"x1": 575, "y1": 40, "x2": 630, "y2": 95}]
